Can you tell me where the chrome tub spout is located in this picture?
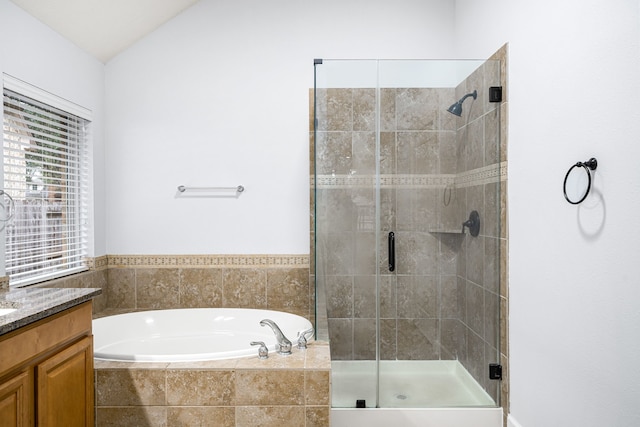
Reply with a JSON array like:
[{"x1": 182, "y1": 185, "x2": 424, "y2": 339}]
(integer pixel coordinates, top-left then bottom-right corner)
[{"x1": 259, "y1": 319, "x2": 292, "y2": 355}]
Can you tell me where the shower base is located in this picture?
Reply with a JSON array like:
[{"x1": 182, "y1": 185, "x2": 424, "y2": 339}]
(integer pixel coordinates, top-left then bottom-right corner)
[{"x1": 331, "y1": 360, "x2": 502, "y2": 427}]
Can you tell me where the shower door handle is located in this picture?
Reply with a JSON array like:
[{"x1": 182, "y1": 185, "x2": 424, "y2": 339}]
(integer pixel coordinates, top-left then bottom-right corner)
[{"x1": 388, "y1": 232, "x2": 395, "y2": 272}]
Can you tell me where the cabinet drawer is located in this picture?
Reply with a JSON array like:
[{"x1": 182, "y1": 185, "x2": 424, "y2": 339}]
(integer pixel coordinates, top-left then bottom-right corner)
[{"x1": 0, "y1": 302, "x2": 92, "y2": 377}]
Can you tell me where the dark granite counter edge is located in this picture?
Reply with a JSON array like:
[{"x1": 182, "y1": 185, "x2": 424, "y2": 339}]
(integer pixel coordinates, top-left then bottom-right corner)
[{"x1": 0, "y1": 288, "x2": 102, "y2": 336}]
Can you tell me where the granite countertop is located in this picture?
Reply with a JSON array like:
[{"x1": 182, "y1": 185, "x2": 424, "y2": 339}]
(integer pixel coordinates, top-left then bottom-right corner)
[{"x1": 0, "y1": 287, "x2": 102, "y2": 336}]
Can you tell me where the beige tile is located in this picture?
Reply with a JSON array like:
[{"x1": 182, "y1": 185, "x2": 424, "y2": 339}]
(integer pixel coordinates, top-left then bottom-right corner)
[
  {"x1": 315, "y1": 88, "x2": 353, "y2": 132},
  {"x1": 500, "y1": 295, "x2": 509, "y2": 357},
  {"x1": 96, "y1": 369, "x2": 166, "y2": 406},
  {"x1": 380, "y1": 319, "x2": 397, "y2": 360},
  {"x1": 304, "y1": 342, "x2": 331, "y2": 370},
  {"x1": 379, "y1": 131, "x2": 397, "y2": 174},
  {"x1": 353, "y1": 275, "x2": 375, "y2": 318},
  {"x1": 465, "y1": 281, "x2": 484, "y2": 337},
  {"x1": 440, "y1": 319, "x2": 466, "y2": 360},
  {"x1": 266, "y1": 268, "x2": 310, "y2": 316},
  {"x1": 306, "y1": 406, "x2": 330, "y2": 427},
  {"x1": 352, "y1": 131, "x2": 376, "y2": 174},
  {"x1": 500, "y1": 351, "x2": 510, "y2": 414},
  {"x1": 353, "y1": 319, "x2": 376, "y2": 360},
  {"x1": 484, "y1": 289, "x2": 499, "y2": 348},
  {"x1": 393, "y1": 231, "x2": 438, "y2": 275},
  {"x1": 222, "y1": 268, "x2": 267, "y2": 308},
  {"x1": 396, "y1": 88, "x2": 439, "y2": 131},
  {"x1": 397, "y1": 275, "x2": 438, "y2": 318},
  {"x1": 107, "y1": 268, "x2": 135, "y2": 309},
  {"x1": 354, "y1": 231, "x2": 377, "y2": 274},
  {"x1": 379, "y1": 88, "x2": 396, "y2": 132},
  {"x1": 397, "y1": 131, "x2": 439, "y2": 174},
  {"x1": 96, "y1": 407, "x2": 167, "y2": 427},
  {"x1": 396, "y1": 319, "x2": 439, "y2": 360},
  {"x1": 179, "y1": 268, "x2": 223, "y2": 308},
  {"x1": 167, "y1": 359, "x2": 237, "y2": 370},
  {"x1": 314, "y1": 132, "x2": 353, "y2": 175},
  {"x1": 235, "y1": 406, "x2": 305, "y2": 427},
  {"x1": 94, "y1": 360, "x2": 170, "y2": 370},
  {"x1": 484, "y1": 236, "x2": 500, "y2": 294},
  {"x1": 327, "y1": 318, "x2": 352, "y2": 360},
  {"x1": 235, "y1": 348, "x2": 305, "y2": 370},
  {"x1": 305, "y1": 371, "x2": 330, "y2": 405},
  {"x1": 440, "y1": 275, "x2": 459, "y2": 319},
  {"x1": 325, "y1": 275, "x2": 353, "y2": 318},
  {"x1": 500, "y1": 237, "x2": 508, "y2": 298},
  {"x1": 167, "y1": 407, "x2": 234, "y2": 427},
  {"x1": 166, "y1": 370, "x2": 235, "y2": 406},
  {"x1": 92, "y1": 269, "x2": 109, "y2": 314},
  {"x1": 137, "y1": 268, "x2": 180, "y2": 309},
  {"x1": 353, "y1": 88, "x2": 376, "y2": 132},
  {"x1": 235, "y1": 370, "x2": 305, "y2": 406}
]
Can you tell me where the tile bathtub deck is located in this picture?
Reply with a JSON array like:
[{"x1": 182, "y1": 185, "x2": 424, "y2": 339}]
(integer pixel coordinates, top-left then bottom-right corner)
[{"x1": 94, "y1": 342, "x2": 331, "y2": 427}]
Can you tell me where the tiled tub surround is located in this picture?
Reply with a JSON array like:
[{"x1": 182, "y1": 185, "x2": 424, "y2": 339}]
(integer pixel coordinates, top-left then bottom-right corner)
[
  {"x1": 94, "y1": 341, "x2": 331, "y2": 427},
  {"x1": 74, "y1": 254, "x2": 324, "y2": 426},
  {"x1": 104, "y1": 255, "x2": 313, "y2": 321},
  {"x1": 311, "y1": 54, "x2": 507, "y2": 406}
]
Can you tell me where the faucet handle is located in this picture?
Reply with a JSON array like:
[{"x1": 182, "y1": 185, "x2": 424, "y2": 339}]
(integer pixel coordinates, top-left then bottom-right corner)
[
  {"x1": 250, "y1": 341, "x2": 269, "y2": 359},
  {"x1": 296, "y1": 327, "x2": 315, "y2": 350}
]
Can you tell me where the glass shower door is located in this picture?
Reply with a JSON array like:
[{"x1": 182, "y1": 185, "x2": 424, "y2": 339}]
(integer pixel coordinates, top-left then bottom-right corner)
[
  {"x1": 314, "y1": 59, "x2": 382, "y2": 408},
  {"x1": 313, "y1": 58, "x2": 502, "y2": 409}
]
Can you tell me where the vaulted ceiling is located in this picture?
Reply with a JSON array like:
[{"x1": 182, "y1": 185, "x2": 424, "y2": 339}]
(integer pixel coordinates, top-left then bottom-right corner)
[{"x1": 10, "y1": 0, "x2": 201, "y2": 63}]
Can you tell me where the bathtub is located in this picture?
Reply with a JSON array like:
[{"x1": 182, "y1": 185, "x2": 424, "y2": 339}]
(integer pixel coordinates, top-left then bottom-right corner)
[{"x1": 93, "y1": 308, "x2": 313, "y2": 362}]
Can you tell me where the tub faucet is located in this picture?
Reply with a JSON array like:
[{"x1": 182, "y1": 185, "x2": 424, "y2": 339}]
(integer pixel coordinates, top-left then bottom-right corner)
[
  {"x1": 259, "y1": 319, "x2": 292, "y2": 355},
  {"x1": 297, "y1": 327, "x2": 315, "y2": 350}
]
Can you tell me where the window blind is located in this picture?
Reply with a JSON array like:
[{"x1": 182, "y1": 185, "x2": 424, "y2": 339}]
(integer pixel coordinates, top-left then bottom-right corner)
[{"x1": 2, "y1": 88, "x2": 89, "y2": 287}]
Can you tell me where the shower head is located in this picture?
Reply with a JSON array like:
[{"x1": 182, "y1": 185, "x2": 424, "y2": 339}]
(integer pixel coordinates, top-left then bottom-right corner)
[{"x1": 447, "y1": 90, "x2": 477, "y2": 117}]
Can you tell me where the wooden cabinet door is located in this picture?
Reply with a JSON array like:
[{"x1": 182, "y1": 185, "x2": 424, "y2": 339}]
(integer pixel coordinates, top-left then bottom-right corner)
[
  {"x1": 0, "y1": 370, "x2": 32, "y2": 427},
  {"x1": 37, "y1": 336, "x2": 94, "y2": 427}
]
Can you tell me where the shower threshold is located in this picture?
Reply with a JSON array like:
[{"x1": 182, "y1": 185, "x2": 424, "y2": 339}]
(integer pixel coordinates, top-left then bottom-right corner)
[{"x1": 331, "y1": 360, "x2": 501, "y2": 427}]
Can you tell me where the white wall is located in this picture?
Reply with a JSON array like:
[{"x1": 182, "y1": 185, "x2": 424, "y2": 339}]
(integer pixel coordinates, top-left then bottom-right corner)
[
  {"x1": 0, "y1": 0, "x2": 106, "y2": 257},
  {"x1": 455, "y1": 1, "x2": 640, "y2": 426},
  {"x1": 104, "y1": 0, "x2": 456, "y2": 254}
]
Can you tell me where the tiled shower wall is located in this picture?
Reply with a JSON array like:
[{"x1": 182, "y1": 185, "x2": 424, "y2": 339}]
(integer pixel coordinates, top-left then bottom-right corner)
[
  {"x1": 310, "y1": 48, "x2": 508, "y2": 409},
  {"x1": 447, "y1": 58, "x2": 504, "y2": 401},
  {"x1": 313, "y1": 85, "x2": 463, "y2": 362}
]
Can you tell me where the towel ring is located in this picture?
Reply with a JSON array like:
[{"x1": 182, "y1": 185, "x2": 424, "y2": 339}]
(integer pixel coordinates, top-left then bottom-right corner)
[
  {"x1": 563, "y1": 158, "x2": 597, "y2": 205},
  {"x1": 0, "y1": 190, "x2": 15, "y2": 222}
]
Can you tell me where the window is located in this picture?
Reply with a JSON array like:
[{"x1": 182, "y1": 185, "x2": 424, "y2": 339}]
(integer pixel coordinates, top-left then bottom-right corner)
[{"x1": 2, "y1": 79, "x2": 90, "y2": 287}]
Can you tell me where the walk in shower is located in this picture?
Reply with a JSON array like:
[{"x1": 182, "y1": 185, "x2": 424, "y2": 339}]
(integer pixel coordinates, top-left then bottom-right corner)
[{"x1": 311, "y1": 58, "x2": 503, "y2": 425}]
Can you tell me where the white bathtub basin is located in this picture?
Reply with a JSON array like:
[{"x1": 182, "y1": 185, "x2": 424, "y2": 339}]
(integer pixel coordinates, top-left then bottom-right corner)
[{"x1": 93, "y1": 308, "x2": 313, "y2": 362}]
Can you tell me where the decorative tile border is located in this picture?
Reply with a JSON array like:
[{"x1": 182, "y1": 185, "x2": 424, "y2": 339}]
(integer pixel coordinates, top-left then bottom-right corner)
[
  {"x1": 85, "y1": 255, "x2": 109, "y2": 271},
  {"x1": 313, "y1": 174, "x2": 454, "y2": 189},
  {"x1": 455, "y1": 161, "x2": 507, "y2": 188},
  {"x1": 312, "y1": 162, "x2": 507, "y2": 190},
  {"x1": 106, "y1": 254, "x2": 310, "y2": 269}
]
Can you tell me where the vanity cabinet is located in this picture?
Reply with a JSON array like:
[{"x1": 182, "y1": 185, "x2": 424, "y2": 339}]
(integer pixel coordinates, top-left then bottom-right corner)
[{"x1": 0, "y1": 302, "x2": 94, "y2": 427}]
